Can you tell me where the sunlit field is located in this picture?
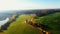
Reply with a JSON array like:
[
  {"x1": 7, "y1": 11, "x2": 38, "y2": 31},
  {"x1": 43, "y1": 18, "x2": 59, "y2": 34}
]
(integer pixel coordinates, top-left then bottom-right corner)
[{"x1": 0, "y1": 10, "x2": 59, "y2": 34}]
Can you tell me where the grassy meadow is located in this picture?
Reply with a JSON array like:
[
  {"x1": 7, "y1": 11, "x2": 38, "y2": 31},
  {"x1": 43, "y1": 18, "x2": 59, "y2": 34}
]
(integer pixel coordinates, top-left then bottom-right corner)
[{"x1": 0, "y1": 12, "x2": 60, "y2": 34}]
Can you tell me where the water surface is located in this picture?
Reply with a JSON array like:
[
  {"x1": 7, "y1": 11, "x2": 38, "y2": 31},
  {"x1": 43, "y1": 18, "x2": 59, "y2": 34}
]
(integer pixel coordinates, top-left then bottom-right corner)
[{"x1": 0, "y1": 18, "x2": 9, "y2": 26}]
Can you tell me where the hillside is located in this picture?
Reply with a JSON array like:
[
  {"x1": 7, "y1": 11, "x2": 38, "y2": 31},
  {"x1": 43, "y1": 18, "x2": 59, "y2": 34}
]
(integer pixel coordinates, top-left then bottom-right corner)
[
  {"x1": 16, "y1": 9, "x2": 60, "y2": 16},
  {"x1": 35, "y1": 12, "x2": 60, "y2": 34},
  {"x1": 2, "y1": 14, "x2": 40, "y2": 34},
  {"x1": 1, "y1": 12, "x2": 60, "y2": 34}
]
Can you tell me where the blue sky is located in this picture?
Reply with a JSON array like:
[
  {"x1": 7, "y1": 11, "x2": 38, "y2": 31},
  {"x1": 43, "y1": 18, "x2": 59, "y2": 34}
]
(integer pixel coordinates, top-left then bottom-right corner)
[
  {"x1": 0, "y1": 0, "x2": 60, "y2": 11},
  {"x1": 25, "y1": 0, "x2": 60, "y2": 4}
]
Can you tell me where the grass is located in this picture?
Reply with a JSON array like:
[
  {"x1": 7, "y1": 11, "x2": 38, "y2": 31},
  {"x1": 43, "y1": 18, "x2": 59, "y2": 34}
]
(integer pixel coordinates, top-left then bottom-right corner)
[
  {"x1": 2, "y1": 14, "x2": 40, "y2": 34},
  {"x1": 2, "y1": 12, "x2": 60, "y2": 34},
  {"x1": 35, "y1": 12, "x2": 60, "y2": 34}
]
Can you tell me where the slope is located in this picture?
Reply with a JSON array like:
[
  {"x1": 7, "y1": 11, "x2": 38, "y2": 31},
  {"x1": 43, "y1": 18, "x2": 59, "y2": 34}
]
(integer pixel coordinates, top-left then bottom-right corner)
[
  {"x1": 35, "y1": 12, "x2": 60, "y2": 34},
  {"x1": 3, "y1": 14, "x2": 40, "y2": 34}
]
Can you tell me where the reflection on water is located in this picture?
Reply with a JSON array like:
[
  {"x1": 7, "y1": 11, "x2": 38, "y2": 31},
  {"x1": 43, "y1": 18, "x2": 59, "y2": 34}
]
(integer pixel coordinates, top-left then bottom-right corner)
[{"x1": 0, "y1": 18, "x2": 9, "y2": 26}]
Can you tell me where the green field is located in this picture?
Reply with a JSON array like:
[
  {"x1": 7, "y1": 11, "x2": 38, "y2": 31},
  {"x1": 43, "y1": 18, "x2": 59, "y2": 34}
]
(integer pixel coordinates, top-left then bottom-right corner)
[
  {"x1": 2, "y1": 12, "x2": 60, "y2": 34},
  {"x1": 35, "y1": 12, "x2": 60, "y2": 34},
  {"x1": 2, "y1": 14, "x2": 40, "y2": 34}
]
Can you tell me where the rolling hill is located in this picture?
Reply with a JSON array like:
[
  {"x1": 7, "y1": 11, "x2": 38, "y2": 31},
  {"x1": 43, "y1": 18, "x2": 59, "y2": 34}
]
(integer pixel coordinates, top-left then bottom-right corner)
[
  {"x1": 35, "y1": 12, "x2": 60, "y2": 34},
  {"x1": 2, "y1": 14, "x2": 40, "y2": 34}
]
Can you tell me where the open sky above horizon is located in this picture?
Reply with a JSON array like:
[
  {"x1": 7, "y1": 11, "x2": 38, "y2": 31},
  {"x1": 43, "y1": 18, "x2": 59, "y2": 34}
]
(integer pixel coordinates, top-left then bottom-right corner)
[{"x1": 0, "y1": 0, "x2": 60, "y2": 11}]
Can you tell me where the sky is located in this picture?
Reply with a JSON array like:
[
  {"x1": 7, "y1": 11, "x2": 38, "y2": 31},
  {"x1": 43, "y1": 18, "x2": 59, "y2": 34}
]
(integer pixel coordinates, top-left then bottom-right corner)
[{"x1": 0, "y1": 0, "x2": 60, "y2": 11}]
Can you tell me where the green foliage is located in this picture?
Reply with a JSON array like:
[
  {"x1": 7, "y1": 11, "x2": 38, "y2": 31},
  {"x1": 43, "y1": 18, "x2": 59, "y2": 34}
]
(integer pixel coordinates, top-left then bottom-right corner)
[
  {"x1": 2, "y1": 13, "x2": 60, "y2": 34},
  {"x1": 36, "y1": 12, "x2": 60, "y2": 34},
  {"x1": 3, "y1": 14, "x2": 40, "y2": 34}
]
